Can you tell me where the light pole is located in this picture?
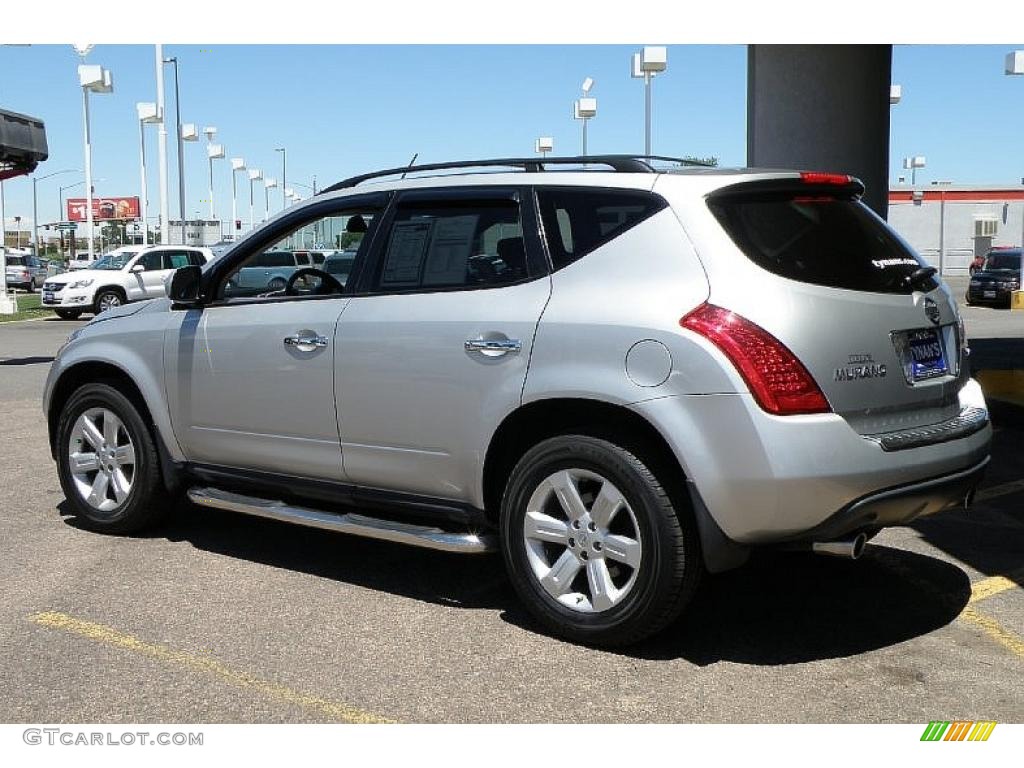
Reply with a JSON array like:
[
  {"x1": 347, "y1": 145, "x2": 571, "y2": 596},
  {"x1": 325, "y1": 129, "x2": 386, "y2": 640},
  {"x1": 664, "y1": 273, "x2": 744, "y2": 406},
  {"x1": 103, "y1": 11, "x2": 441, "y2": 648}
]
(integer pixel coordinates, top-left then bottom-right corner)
[
  {"x1": 631, "y1": 46, "x2": 667, "y2": 156},
  {"x1": 137, "y1": 102, "x2": 161, "y2": 246},
  {"x1": 903, "y1": 156, "x2": 925, "y2": 186},
  {"x1": 1005, "y1": 51, "x2": 1024, "y2": 247},
  {"x1": 77, "y1": 62, "x2": 113, "y2": 260},
  {"x1": 535, "y1": 137, "x2": 553, "y2": 158},
  {"x1": 264, "y1": 178, "x2": 277, "y2": 221},
  {"x1": 573, "y1": 78, "x2": 597, "y2": 156},
  {"x1": 32, "y1": 169, "x2": 79, "y2": 258},
  {"x1": 230, "y1": 158, "x2": 245, "y2": 241},
  {"x1": 247, "y1": 169, "x2": 262, "y2": 232},
  {"x1": 275, "y1": 147, "x2": 287, "y2": 212},
  {"x1": 155, "y1": 46, "x2": 170, "y2": 246},
  {"x1": 204, "y1": 127, "x2": 224, "y2": 235},
  {"x1": 163, "y1": 55, "x2": 186, "y2": 242}
]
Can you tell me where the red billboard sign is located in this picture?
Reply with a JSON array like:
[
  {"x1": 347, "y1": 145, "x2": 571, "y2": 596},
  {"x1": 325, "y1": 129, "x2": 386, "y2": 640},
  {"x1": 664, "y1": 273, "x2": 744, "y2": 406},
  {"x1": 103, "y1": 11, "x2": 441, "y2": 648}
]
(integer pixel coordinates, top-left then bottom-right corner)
[{"x1": 66, "y1": 196, "x2": 140, "y2": 222}]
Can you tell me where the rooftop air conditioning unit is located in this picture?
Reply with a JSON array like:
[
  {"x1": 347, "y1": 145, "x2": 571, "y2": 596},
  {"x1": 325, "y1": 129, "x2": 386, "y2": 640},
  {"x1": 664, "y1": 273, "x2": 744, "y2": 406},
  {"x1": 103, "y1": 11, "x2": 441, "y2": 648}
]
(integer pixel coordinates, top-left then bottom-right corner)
[{"x1": 974, "y1": 219, "x2": 998, "y2": 238}]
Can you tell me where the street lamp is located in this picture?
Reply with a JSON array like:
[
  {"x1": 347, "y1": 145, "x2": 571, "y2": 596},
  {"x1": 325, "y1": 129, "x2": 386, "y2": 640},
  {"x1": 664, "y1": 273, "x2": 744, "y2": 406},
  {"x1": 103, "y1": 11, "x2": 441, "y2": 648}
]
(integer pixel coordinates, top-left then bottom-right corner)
[
  {"x1": 32, "y1": 169, "x2": 79, "y2": 258},
  {"x1": 162, "y1": 55, "x2": 187, "y2": 242},
  {"x1": 230, "y1": 158, "x2": 245, "y2": 241},
  {"x1": 535, "y1": 137, "x2": 553, "y2": 158},
  {"x1": 890, "y1": 84, "x2": 902, "y2": 105},
  {"x1": 573, "y1": 78, "x2": 597, "y2": 156},
  {"x1": 247, "y1": 169, "x2": 262, "y2": 232},
  {"x1": 137, "y1": 102, "x2": 161, "y2": 246},
  {"x1": 631, "y1": 46, "x2": 667, "y2": 155},
  {"x1": 204, "y1": 128, "x2": 224, "y2": 233},
  {"x1": 274, "y1": 147, "x2": 287, "y2": 212},
  {"x1": 78, "y1": 62, "x2": 113, "y2": 260},
  {"x1": 1004, "y1": 51, "x2": 1024, "y2": 247},
  {"x1": 264, "y1": 178, "x2": 277, "y2": 221},
  {"x1": 903, "y1": 156, "x2": 926, "y2": 186}
]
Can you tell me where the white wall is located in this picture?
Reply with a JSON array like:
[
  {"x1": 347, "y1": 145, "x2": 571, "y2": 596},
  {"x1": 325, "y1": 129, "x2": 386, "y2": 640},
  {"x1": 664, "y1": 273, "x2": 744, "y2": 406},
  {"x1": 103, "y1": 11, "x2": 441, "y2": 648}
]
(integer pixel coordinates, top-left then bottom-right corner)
[{"x1": 888, "y1": 198, "x2": 1024, "y2": 275}]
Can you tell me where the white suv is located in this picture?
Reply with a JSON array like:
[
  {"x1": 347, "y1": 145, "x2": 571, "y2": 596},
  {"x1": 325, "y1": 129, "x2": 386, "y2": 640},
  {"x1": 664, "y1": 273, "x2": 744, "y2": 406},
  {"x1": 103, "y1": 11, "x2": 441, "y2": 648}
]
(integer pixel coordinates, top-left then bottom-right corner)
[{"x1": 42, "y1": 245, "x2": 213, "y2": 319}]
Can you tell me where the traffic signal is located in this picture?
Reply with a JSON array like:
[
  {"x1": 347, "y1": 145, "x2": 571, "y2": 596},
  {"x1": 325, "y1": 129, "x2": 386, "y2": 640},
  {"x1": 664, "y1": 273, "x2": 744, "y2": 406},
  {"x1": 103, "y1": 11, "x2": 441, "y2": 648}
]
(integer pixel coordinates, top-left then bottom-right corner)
[{"x1": 235, "y1": 219, "x2": 241, "y2": 230}]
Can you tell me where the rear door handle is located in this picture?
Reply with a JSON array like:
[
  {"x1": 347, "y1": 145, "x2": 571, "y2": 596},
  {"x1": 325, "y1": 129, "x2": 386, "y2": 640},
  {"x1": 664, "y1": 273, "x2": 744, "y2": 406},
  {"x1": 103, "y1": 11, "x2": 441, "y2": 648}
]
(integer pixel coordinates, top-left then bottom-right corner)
[
  {"x1": 284, "y1": 333, "x2": 329, "y2": 351},
  {"x1": 465, "y1": 338, "x2": 522, "y2": 355}
]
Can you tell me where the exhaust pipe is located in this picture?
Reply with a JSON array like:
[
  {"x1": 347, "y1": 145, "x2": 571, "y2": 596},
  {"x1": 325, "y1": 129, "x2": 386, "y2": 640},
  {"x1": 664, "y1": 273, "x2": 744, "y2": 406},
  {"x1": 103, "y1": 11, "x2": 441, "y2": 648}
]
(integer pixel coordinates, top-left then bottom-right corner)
[{"x1": 811, "y1": 532, "x2": 868, "y2": 560}]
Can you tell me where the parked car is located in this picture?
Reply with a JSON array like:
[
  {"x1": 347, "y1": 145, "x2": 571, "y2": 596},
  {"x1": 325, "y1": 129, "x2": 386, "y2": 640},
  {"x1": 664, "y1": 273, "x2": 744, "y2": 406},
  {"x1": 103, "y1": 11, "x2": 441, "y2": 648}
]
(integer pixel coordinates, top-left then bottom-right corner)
[
  {"x1": 67, "y1": 250, "x2": 103, "y2": 271},
  {"x1": 44, "y1": 156, "x2": 991, "y2": 646},
  {"x1": 41, "y1": 245, "x2": 212, "y2": 319},
  {"x1": 965, "y1": 248, "x2": 1022, "y2": 307},
  {"x1": 3, "y1": 252, "x2": 48, "y2": 291},
  {"x1": 225, "y1": 250, "x2": 315, "y2": 295}
]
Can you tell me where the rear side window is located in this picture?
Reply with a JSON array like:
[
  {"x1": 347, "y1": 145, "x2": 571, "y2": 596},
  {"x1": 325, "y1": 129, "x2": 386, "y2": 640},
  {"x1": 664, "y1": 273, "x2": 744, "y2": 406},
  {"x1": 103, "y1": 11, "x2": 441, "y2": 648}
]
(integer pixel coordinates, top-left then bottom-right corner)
[
  {"x1": 708, "y1": 192, "x2": 927, "y2": 294},
  {"x1": 983, "y1": 252, "x2": 1021, "y2": 272},
  {"x1": 376, "y1": 200, "x2": 527, "y2": 290},
  {"x1": 536, "y1": 188, "x2": 667, "y2": 270}
]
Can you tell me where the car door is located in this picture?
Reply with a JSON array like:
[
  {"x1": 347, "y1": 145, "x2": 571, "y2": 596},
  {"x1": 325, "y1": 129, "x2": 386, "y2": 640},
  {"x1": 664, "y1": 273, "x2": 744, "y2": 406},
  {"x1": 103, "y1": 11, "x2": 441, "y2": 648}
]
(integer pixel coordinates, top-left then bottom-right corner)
[
  {"x1": 124, "y1": 250, "x2": 164, "y2": 301},
  {"x1": 163, "y1": 195, "x2": 387, "y2": 481},
  {"x1": 334, "y1": 187, "x2": 551, "y2": 503}
]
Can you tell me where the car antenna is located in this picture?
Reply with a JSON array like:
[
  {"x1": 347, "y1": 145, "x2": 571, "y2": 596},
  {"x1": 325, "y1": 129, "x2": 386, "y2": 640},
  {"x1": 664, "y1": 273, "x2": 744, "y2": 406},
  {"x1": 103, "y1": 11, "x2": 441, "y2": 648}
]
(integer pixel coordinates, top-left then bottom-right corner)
[{"x1": 400, "y1": 153, "x2": 419, "y2": 180}]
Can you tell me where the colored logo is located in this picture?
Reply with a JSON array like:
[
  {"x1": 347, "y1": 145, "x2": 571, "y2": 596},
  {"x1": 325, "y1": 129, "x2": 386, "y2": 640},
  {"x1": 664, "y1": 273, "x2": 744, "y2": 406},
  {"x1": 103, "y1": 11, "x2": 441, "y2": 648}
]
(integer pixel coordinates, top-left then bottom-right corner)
[{"x1": 921, "y1": 721, "x2": 996, "y2": 741}]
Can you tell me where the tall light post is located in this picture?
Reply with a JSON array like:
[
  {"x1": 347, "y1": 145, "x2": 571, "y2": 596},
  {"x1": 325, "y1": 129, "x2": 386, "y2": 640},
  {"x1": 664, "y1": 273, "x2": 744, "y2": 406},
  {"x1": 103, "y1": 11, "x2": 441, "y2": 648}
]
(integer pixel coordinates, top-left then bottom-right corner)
[
  {"x1": 274, "y1": 147, "x2": 287, "y2": 212},
  {"x1": 32, "y1": 169, "x2": 78, "y2": 258},
  {"x1": 204, "y1": 127, "x2": 224, "y2": 235},
  {"x1": 136, "y1": 102, "x2": 161, "y2": 246},
  {"x1": 162, "y1": 55, "x2": 195, "y2": 243},
  {"x1": 535, "y1": 137, "x2": 553, "y2": 158},
  {"x1": 573, "y1": 78, "x2": 597, "y2": 156},
  {"x1": 247, "y1": 169, "x2": 262, "y2": 232},
  {"x1": 59, "y1": 179, "x2": 85, "y2": 258},
  {"x1": 77, "y1": 61, "x2": 113, "y2": 260},
  {"x1": 1005, "y1": 51, "x2": 1024, "y2": 247},
  {"x1": 230, "y1": 158, "x2": 245, "y2": 241},
  {"x1": 631, "y1": 46, "x2": 667, "y2": 156},
  {"x1": 155, "y1": 46, "x2": 170, "y2": 246},
  {"x1": 264, "y1": 178, "x2": 277, "y2": 221},
  {"x1": 903, "y1": 156, "x2": 925, "y2": 186}
]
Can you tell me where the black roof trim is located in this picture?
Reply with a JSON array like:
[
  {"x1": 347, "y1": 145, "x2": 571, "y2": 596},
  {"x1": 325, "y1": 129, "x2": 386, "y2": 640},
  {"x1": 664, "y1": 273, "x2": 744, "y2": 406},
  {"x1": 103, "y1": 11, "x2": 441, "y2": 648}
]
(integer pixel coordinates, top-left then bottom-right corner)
[{"x1": 319, "y1": 155, "x2": 716, "y2": 195}]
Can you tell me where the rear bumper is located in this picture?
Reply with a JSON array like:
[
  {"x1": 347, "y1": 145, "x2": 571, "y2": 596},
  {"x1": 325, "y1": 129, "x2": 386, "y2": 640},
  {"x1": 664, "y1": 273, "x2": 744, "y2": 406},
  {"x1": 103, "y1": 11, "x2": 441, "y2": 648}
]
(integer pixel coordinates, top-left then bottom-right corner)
[
  {"x1": 630, "y1": 378, "x2": 992, "y2": 544},
  {"x1": 967, "y1": 286, "x2": 1013, "y2": 303}
]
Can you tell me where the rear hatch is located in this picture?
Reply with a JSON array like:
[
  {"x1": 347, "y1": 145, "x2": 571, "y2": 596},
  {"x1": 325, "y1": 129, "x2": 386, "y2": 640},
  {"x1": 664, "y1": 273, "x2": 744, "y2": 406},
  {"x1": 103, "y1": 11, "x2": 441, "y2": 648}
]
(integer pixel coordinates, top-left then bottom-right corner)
[{"x1": 699, "y1": 174, "x2": 967, "y2": 435}]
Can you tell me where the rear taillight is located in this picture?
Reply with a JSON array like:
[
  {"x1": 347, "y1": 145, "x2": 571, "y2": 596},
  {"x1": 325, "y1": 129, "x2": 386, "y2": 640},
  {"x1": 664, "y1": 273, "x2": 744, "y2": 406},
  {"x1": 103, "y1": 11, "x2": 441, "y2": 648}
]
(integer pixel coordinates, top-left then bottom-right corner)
[{"x1": 680, "y1": 303, "x2": 831, "y2": 415}]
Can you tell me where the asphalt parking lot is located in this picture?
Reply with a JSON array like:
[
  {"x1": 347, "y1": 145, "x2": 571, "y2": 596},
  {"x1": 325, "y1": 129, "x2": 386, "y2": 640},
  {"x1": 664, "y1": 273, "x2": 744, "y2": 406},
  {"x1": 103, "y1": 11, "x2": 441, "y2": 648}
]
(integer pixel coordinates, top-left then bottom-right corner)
[{"x1": 0, "y1": 293, "x2": 1021, "y2": 723}]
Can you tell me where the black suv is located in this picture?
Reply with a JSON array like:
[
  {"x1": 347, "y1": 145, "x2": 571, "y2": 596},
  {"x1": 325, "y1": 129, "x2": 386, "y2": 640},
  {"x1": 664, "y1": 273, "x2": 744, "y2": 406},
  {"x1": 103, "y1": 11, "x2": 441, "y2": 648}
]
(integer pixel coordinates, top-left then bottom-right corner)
[{"x1": 966, "y1": 249, "x2": 1022, "y2": 307}]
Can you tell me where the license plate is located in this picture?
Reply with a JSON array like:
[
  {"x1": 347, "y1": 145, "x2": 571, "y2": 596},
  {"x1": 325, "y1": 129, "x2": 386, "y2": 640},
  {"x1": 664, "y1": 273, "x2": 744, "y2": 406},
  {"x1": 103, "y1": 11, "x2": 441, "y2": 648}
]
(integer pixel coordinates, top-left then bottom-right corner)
[
  {"x1": 43, "y1": 292, "x2": 54, "y2": 302},
  {"x1": 905, "y1": 328, "x2": 948, "y2": 381},
  {"x1": 984, "y1": 290, "x2": 996, "y2": 298}
]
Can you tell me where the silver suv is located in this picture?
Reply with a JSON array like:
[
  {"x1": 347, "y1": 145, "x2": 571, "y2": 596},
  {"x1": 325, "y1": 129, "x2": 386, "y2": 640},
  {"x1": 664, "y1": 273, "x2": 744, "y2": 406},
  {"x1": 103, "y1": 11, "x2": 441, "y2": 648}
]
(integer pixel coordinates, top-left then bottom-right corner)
[{"x1": 44, "y1": 156, "x2": 992, "y2": 646}]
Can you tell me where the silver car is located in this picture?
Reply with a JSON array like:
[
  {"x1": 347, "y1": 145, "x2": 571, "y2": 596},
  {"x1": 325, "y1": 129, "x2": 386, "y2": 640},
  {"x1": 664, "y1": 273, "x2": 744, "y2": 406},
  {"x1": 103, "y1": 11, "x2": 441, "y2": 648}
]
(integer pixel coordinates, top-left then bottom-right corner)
[
  {"x1": 4, "y1": 252, "x2": 47, "y2": 291},
  {"x1": 43, "y1": 156, "x2": 992, "y2": 646}
]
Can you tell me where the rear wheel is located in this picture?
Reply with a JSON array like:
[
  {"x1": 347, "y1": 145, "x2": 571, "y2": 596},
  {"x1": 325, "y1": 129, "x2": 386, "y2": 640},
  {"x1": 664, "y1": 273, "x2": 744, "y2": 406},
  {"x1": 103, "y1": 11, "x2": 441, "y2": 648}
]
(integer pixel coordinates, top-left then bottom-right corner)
[
  {"x1": 500, "y1": 435, "x2": 701, "y2": 646},
  {"x1": 56, "y1": 383, "x2": 170, "y2": 534}
]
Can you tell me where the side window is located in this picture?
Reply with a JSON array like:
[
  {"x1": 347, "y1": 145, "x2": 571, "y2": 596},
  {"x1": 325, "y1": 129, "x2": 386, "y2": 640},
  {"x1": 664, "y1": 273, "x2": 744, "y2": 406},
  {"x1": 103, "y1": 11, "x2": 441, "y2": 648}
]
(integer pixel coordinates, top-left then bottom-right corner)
[
  {"x1": 536, "y1": 188, "x2": 668, "y2": 270},
  {"x1": 219, "y1": 210, "x2": 376, "y2": 301},
  {"x1": 187, "y1": 251, "x2": 206, "y2": 267},
  {"x1": 165, "y1": 251, "x2": 192, "y2": 269},
  {"x1": 375, "y1": 199, "x2": 526, "y2": 291},
  {"x1": 138, "y1": 251, "x2": 165, "y2": 271}
]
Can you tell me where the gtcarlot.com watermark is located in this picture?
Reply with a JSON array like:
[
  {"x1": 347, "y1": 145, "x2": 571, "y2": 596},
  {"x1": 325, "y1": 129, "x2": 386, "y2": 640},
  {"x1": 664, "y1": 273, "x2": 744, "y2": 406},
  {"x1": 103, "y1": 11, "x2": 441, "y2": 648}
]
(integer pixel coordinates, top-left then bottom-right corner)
[{"x1": 23, "y1": 728, "x2": 203, "y2": 747}]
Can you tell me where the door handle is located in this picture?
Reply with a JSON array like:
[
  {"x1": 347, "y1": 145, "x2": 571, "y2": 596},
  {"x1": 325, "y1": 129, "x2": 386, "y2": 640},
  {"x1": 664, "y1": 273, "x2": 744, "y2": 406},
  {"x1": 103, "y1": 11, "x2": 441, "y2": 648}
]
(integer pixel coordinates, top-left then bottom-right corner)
[
  {"x1": 464, "y1": 338, "x2": 522, "y2": 355},
  {"x1": 284, "y1": 333, "x2": 329, "y2": 351}
]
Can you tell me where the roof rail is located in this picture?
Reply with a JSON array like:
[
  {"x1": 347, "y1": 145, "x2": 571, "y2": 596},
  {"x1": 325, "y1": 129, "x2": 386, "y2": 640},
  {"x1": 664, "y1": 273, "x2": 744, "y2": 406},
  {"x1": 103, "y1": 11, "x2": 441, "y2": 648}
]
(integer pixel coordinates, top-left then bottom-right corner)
[{"x1": 319, "y1": 154, "x2": 715, "y2": 195}]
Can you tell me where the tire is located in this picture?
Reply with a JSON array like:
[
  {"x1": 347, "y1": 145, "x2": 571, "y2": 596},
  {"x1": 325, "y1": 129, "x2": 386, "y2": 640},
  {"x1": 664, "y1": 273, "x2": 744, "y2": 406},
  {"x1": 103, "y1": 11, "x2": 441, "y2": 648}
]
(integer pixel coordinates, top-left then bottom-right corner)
[
  {"x1": 500, "y1": 435, "x2": 701, "y2": 646},
  {"x1": 93, "y1": 288, "x2": 124, "y2": 315},
  {"x1": 55, "y1": 382, "x2": 170, "y2": 534},
  {"x1": 54, "y1": 309, "x2": 82, "y2": 320}
]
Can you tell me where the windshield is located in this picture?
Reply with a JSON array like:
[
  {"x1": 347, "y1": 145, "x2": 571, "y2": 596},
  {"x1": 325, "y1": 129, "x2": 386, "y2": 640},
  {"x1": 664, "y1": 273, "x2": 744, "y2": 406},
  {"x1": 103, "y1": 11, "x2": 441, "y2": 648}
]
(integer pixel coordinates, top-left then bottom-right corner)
[
  {"x1": 92, "y1": 252, "x2": 136, "y2": 270},
  {"x1": 983, "y1": 252, "x2": 1022, "y2": 272}
]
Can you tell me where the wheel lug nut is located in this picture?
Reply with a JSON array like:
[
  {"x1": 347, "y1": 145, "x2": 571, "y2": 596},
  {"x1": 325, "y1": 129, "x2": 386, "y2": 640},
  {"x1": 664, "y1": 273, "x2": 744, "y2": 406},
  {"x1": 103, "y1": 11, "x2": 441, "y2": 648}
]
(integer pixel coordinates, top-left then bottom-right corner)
[
  {"x1": 593, "y1": 542, "x2": 602, "y2": 551},
  {"x1": 572, "y1": 520, "x2": 581, "y2": 529},
  {"x1": 588, "y1": 522, "x2": 596, "y2": 532},
  {"x1": 568, "y1": 538, "x2": 575, "y2": 548},
  {"x1": 581, "y1": 551, "x2": 589, "y2": 560}
]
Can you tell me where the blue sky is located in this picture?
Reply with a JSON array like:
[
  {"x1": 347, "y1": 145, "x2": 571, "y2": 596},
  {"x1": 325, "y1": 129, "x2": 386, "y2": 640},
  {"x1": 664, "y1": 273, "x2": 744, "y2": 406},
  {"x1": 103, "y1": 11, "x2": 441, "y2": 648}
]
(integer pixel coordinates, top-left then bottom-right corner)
[{"x1": 2, "y1": 44, "x2": 1024, "y2": 230}]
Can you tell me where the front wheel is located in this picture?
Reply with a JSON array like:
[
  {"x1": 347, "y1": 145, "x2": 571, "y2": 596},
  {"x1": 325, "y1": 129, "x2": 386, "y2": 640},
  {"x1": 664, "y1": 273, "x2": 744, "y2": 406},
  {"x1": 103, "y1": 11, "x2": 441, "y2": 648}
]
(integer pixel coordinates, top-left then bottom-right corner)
[
  {"x1": 56, "y1": 383, "x2": 170, "y2": 534},
  {"x1": 93, "y1": 288, "x2": 124, "y2": 315},
  {"x1": 500, "y1": 435, "x2": 701, "y2": 646}
]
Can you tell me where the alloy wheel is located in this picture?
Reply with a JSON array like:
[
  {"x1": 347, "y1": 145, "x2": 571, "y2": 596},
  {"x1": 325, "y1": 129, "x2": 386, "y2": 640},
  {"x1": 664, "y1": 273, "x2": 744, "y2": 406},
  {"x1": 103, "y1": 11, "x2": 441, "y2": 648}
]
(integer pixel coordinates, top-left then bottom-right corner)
[{"x1": 67, "y1": 407, "x2": 136, "y2": 514}]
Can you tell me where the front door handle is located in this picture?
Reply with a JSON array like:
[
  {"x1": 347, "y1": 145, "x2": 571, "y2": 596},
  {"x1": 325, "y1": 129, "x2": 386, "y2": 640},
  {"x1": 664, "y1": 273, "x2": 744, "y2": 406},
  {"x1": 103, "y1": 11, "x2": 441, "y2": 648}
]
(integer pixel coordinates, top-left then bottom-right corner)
[
  {"x1": 465, "y1": 338, "x2": 522, "y2": 356},
  {"x1": 284, "y1": 332, "x2": 329, "y2": 352}
]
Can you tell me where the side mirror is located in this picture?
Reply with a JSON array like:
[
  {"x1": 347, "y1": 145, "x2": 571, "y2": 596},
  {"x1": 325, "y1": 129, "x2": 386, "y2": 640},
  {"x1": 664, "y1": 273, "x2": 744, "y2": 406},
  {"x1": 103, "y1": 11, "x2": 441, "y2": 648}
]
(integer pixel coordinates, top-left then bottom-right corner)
[
  {"x1": 129, "y1": 263, "x2": 146, "y2": 273},
  {"x1": 167, "y1": 265, "x2": 202, "y2": 306}
]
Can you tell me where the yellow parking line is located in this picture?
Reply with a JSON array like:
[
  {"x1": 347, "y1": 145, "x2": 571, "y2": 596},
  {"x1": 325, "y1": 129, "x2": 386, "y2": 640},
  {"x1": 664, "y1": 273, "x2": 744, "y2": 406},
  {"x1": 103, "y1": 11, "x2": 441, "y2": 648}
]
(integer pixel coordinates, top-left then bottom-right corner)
[
  {"x1": 29, "y1": 611, "x2": 393, "y2": 723},
  {"x1": 969, "y1": 570, "x2": 1024, "y2": 604},
  {"x1": 958, "y1": 606, "x2": 1024, "y2": 658}
]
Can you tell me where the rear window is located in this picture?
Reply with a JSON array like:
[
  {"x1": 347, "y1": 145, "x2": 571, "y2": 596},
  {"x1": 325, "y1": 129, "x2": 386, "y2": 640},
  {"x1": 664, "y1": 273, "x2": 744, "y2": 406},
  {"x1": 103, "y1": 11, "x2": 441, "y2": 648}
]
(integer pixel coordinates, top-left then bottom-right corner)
[
  {"x1": 708, "y1": 192, "x2": 927, "y2": 294},
  {"x1": 983, "y1": 252, "x2": 1021, "y2": 272},
  {"x1": 5, "y1": 256, "x2": 25, "y2": 266}
]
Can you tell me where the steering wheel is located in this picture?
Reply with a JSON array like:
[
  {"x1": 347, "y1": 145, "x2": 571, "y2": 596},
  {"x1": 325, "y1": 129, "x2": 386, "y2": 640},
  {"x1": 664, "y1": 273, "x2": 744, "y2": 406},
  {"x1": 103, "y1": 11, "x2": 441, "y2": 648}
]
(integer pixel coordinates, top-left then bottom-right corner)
[{"x1": 284, "y1": 267, "x2": 345, "y2": 296}]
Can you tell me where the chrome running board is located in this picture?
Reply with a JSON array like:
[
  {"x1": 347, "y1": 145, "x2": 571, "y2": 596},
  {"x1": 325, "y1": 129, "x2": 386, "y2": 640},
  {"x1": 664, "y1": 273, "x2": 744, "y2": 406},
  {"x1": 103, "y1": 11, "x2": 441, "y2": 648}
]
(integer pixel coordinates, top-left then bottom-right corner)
[{"x1": 186, "y1": 486, "x2": 497, "y2": 554}]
